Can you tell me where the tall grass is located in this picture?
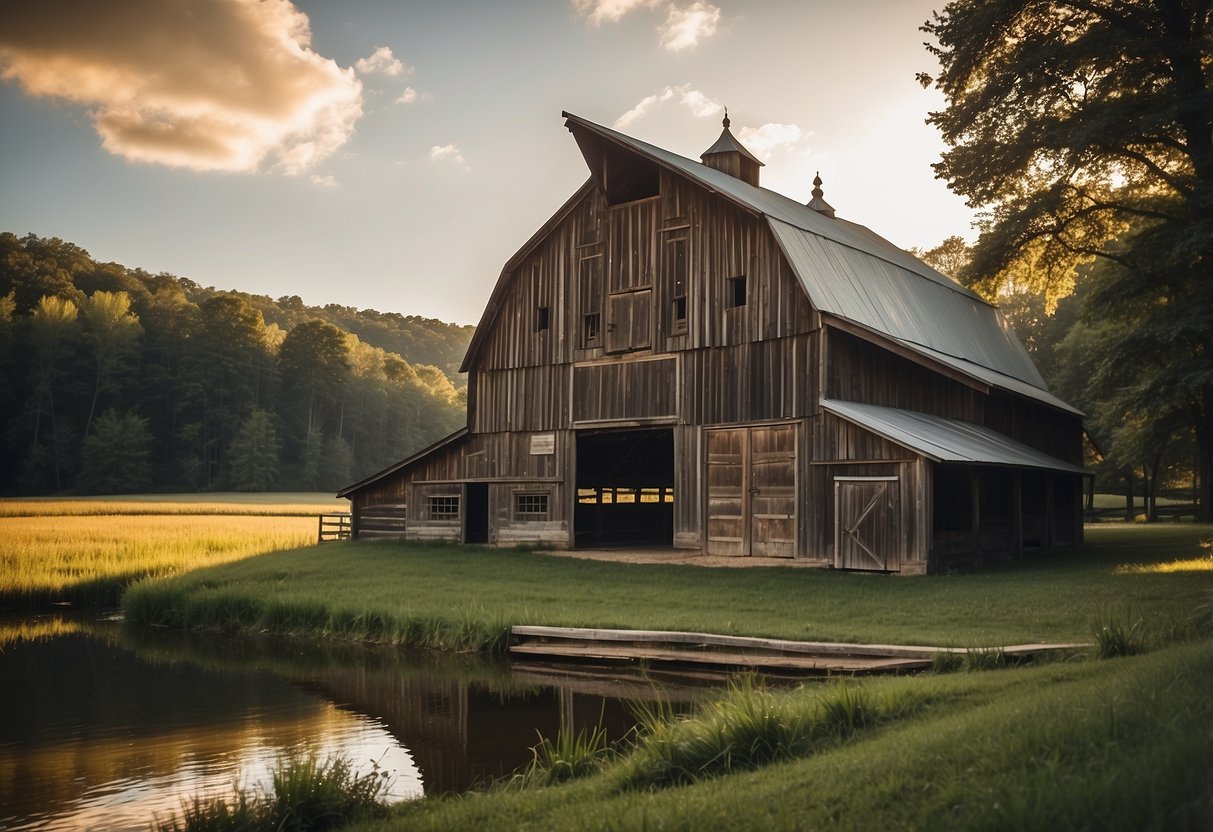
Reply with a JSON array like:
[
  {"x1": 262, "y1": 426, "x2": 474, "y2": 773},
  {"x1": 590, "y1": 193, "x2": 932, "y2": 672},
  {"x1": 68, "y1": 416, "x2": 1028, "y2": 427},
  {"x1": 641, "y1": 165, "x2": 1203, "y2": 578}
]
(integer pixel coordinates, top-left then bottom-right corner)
[
  {"x1": 1, "y1": 514, "x2": 314, "y2": 606},
  {"x1": 612, "y1": 676, "x2": 903, "y2": 791},
  {"x1": 154, "y1": 751, "x2": 390, "y2": 832},
  {"x1": 513, "y1": 721, "x2": 615, "y2": 789}
]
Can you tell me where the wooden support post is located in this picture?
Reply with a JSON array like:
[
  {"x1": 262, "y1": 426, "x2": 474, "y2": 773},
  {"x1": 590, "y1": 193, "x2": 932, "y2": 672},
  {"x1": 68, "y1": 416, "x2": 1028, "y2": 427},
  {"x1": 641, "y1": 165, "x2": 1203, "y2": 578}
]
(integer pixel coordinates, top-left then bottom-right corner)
[{"x1": 1012, "y1": 469, "x2": 1023, "y2": 558}]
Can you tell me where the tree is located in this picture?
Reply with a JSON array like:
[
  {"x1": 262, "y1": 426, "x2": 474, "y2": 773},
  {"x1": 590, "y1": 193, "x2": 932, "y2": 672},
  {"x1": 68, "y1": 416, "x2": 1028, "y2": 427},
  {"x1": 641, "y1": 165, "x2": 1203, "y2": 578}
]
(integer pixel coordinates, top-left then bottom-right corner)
[
  {"x1": 78, "y1": 409, "x2": 153, "y2": 494},
  {"x1": 277, "y1": 319, "x2": 351, "y2": 482},
  {"x1": 228, "y1": 408, "x2": 280, "y2": 491},
  {"x1": 24, "y1": 295, "x2": 81, "y2": 490},
  {"x1": 920, "y1": 0, "x2": 1213, "y2": 519},
  {"x1": 909, "y1": 235, "x2": 973, "y2": 281},
  {"x1": 80, "y1": 290, "x2": 143, "y2": 437}
]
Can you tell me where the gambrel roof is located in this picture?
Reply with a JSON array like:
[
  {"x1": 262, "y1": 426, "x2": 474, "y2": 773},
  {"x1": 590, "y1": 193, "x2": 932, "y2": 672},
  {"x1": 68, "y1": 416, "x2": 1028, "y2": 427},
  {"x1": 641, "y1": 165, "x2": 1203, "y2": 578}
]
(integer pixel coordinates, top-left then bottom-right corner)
[{"x1": 462, "y1": 113, "x2": 1076, "y2": 416}]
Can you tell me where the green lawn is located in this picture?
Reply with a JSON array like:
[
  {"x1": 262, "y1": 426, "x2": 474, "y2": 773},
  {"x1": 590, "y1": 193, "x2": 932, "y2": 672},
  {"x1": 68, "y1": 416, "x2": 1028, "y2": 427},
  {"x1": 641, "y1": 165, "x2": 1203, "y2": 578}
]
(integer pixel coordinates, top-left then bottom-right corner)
[
  {"x1": 113, "y1": 522, "x2": 1212, "y2": 830},
  {"x1": 349, "y1": 640, "x2": 1213, "y2": 832},
  {"x1": 122, "y1": 525, "x2": 1213, "y2": 650}
]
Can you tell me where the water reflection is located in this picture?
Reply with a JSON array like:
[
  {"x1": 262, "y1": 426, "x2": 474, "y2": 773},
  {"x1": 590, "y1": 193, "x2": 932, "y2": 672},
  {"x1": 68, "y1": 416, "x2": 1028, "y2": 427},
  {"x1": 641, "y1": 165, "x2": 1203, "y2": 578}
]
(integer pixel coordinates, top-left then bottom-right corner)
[{"x1": 0, "y1": 615, "x2": 705, "y2": 831}]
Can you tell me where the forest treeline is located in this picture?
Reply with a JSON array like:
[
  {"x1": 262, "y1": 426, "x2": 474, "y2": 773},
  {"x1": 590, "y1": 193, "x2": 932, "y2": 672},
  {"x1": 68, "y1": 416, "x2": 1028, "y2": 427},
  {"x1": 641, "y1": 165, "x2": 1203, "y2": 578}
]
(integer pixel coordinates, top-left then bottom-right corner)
[{"x1": 0, "y1": 232, "x2": 471, "y2": 495}]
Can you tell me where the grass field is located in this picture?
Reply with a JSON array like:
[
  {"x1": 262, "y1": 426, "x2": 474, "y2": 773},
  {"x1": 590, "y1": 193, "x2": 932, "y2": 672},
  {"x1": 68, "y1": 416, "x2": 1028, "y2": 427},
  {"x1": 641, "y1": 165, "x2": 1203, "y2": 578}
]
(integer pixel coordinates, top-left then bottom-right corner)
[
  {"x1": 7, "y1": 498, "x2": 1209, "y2": 830},
  {"x1": 0, "y1": 494, "x2": 339, "y2": 607},
  {"x1": 346, "y1": 639, "x2": 1213, "y2": 832},
  {"x1": 122, "y1": 524, "x2": 1213, "y2": 651}
]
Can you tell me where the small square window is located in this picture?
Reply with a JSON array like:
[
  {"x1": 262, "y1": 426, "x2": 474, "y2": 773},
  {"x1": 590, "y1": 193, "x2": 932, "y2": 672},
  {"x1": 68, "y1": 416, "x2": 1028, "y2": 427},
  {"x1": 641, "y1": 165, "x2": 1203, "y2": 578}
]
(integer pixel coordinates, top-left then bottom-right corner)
[
  {"x1": 583, "y1": 312, "x2": 600, "y2": 345},
  {"x1": 672, "y1": 296, "x2": 687, "y2": 327},
  {"x1": 428, "y1": 495, "x2": 460, "y2": 520},
  {"x1": 727, "y1": 275, "x2": 747, "y2": 308},
  {"x1": 515, "y1": 493, "x2": 549, "y2": 519},
  {"x1": 536, "y1": 306, "x2": 550, "y2": 332}
]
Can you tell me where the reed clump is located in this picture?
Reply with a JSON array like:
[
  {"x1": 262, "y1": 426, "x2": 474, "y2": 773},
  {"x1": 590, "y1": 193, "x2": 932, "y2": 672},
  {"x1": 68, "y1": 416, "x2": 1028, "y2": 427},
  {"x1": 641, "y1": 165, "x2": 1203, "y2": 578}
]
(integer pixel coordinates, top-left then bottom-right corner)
[
  {"x1": 612, "y1": 676, "x2": 906, "y2": 791},
  {"x1": 154, "y1": 751, "x2": 390, "y2": 832}
]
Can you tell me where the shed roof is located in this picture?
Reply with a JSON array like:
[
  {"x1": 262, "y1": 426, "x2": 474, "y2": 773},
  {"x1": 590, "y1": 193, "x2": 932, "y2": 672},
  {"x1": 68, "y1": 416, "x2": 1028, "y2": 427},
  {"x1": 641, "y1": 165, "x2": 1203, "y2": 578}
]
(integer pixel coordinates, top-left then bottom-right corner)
[
  {"x1": 822, "y1": 399, "x2": 1088, "y2": 475},
  {"x1": 335, "y1": 427, "x2": 469, "y2": 498},
  {"x1": 558, "y1": 113, "x2": 1074, "y2": 415}
]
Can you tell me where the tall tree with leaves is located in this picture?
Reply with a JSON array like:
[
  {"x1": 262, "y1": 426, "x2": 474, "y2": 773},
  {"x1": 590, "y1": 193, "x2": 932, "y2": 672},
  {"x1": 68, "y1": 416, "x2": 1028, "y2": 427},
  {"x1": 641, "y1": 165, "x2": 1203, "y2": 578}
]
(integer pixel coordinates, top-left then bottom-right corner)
[
  {"x1": 23, "y1": 295, "x2": 81, "y2": 490},
  {"x1": 921, "y1": 0, "x2": 1213, "y2": 519},
  {"x1": 80, "y1": 290, "x2": 142, "y2": 437},
  {"x1": 78, "y1": 409, "x2": 153, "y2": 494},
  {"x1": 277, "y1": 319, "x2": 350, "y2": 485}
]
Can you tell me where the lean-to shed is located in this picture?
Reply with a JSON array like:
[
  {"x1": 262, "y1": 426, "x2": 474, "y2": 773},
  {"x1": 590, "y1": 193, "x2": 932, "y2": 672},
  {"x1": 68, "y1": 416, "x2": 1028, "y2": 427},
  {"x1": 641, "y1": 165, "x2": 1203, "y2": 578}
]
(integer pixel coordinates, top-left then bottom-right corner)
[{"x1": 338, "y1": 112, "x2": 1086, "y2": 573}]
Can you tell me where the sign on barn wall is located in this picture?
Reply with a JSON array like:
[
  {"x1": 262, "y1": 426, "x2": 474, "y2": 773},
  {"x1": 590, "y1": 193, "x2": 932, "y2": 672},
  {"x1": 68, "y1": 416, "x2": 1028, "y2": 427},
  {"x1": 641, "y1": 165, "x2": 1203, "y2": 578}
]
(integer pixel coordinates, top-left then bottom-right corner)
[{"x1": 530, "y1": 433, "x2": 556, "y2": 455}]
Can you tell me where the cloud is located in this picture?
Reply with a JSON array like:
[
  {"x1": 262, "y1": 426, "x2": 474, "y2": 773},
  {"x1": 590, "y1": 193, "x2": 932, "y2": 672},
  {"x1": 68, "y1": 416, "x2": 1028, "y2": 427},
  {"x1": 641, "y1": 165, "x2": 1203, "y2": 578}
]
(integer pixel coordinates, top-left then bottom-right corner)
[
  {"x1": 429, "y1": 144, "x2": 469, "y2": 172},
  {"x1": 658, "y1": 2, "x2": 720, "y2": 51},
  {"x1": 310, "y1": 173, "x2": 337, "y2": 187},
  {"x1": 572, "y1": 0, "x2": 720, "y2": 51},
  {"x1": 354, "y1": 46, "x2": 411, "y2": 78},
  {"x1": 736, "y1": 123, "x2": 806, "y2": 160},
  {"x1": 0, "y1": 0, "x2": 363, "y2": 174},
  {"x1": 572, "y1": 0, "x2": 657, "y2": 25},
  {"x1": 614, "y1": 84, "x2": 721, "y2": 129},
  {"x1": 396, "y1": 86, "x2": 432, "y2": 105}
]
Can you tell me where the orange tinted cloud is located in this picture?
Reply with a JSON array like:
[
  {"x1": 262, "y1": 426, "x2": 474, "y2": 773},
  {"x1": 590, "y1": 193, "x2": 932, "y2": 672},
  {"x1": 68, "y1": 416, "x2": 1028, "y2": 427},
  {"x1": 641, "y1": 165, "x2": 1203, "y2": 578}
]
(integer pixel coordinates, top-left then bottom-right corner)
[{"x1": 0, "y1": 0, "x2": 362, "y2": 173}]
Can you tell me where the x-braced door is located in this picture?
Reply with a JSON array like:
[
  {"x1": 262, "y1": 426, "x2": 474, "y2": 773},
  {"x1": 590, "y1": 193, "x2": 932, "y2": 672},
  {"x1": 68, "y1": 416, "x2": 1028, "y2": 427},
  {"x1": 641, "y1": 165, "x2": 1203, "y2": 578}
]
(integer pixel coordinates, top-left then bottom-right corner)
[
  {"x1": 834, "y1": 476, "x2": 900, "y2": 572},
  {"x1": 706, "y1": 425, "x2": 797, "y2": 557}
]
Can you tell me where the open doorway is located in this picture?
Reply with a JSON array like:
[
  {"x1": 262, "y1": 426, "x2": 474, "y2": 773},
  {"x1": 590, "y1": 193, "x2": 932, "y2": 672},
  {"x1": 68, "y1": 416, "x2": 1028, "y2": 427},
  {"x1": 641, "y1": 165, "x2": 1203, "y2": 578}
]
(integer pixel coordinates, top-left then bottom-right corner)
[
  {"x1": 574, "y1": 428, "x2": 674, "y2": 547},
  {"x1": 465, "y1": 483, "x2": 488, "y2": 544}
]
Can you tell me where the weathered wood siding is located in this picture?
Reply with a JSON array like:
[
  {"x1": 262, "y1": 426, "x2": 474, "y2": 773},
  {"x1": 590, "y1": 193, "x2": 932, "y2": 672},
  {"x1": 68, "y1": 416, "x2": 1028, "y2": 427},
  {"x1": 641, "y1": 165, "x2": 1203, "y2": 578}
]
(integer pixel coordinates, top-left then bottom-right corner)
[
  {"x1": 684, "y1": 335, "x2": 812, "y2": 425},
  {"x1": 802, "y1": 412, "x2": 930, "y2": 569},
  {"x1": 572, "y1": 357, "x2": 677, "y2": 424},
  {"x1": 472, "y1": 366, "x2": 569, "y2": 433},
  {"x1": 825, "y1": 329, "x2": 982, "y2": 422}
]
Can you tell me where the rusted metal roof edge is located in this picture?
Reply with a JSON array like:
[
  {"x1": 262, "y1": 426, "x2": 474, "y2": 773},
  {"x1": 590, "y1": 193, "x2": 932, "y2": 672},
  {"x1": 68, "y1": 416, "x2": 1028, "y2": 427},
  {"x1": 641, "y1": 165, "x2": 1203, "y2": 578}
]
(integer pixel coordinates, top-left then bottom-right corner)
[{"x1": 336, "y1": 427, "x2": 470, "y2": 498}]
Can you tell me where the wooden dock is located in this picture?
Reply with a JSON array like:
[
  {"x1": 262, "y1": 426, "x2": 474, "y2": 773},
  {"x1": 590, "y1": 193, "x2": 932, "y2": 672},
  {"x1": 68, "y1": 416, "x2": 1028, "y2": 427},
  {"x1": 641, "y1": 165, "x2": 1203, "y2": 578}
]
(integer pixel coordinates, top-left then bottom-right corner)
[{"x1": 509, "y1": 625, "x2": 1088, "y2": 676}]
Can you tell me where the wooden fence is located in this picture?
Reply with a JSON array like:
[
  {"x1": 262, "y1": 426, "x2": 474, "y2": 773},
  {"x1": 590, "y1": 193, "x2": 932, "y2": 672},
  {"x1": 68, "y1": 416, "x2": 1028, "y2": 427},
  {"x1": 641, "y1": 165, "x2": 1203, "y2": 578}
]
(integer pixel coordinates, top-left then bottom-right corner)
[
  {"x1": 1084, "y1": 504, "x2": 1199, "y2": 523},
  {"x1": 318, "y1": 512, "x2": 352, "y2": 542},
  {"x1": 357, "y1": 504, "x2": 409, "y2": 539}
]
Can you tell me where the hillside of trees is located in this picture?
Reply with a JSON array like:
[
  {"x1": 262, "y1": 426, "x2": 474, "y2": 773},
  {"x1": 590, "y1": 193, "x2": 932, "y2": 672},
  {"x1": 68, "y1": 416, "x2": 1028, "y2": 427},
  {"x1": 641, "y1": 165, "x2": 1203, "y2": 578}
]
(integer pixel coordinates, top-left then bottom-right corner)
[{"x1": 0, "y1": 232, "x2": 472, "y2": 495}]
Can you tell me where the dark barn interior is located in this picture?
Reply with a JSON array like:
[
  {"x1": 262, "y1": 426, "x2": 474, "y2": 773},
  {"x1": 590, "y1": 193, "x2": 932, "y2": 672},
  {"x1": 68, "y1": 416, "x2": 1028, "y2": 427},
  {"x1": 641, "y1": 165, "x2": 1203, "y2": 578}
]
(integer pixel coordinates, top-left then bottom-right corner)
[{"x1": 574, "y1": 428, "x2": 674, "y2": 547}]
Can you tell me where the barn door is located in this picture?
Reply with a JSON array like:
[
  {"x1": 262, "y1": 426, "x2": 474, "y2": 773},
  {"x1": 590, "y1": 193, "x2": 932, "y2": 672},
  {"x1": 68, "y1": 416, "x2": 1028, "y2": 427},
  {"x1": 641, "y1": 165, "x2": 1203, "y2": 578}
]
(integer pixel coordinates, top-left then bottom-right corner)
[
  {"x1": 706, "y1": 429, "x2": 746, "y2": 556},
  {"x1": 706, "y1": 425, "x2": 797, "y2": 557},
  {"x1": 834, "y1": 477, "x2": 900, "y2": 571}
]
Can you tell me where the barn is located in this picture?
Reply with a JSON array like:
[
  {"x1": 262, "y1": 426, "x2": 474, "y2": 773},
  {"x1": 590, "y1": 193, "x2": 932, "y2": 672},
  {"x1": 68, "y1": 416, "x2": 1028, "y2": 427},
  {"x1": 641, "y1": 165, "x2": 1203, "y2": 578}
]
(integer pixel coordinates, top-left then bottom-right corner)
[{"x1": 337, "y1": 112, "x2": 1087, "y2": 573}]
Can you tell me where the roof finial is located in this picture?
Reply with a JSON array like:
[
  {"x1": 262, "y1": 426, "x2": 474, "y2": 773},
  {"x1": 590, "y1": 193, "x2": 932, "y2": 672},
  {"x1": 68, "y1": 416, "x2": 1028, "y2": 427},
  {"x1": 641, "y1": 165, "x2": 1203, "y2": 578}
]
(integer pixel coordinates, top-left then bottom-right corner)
[
  {"x1": 722, "y1": 107, "x2": 730, "y2": 130},
  {"x1": 807, "y1": 171, "x2": 836, "y2": 218}
]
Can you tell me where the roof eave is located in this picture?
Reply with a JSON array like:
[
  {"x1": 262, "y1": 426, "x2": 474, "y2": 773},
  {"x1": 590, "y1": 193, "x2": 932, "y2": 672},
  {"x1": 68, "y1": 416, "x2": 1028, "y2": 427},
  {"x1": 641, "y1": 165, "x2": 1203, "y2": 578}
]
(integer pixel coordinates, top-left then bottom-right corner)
[{"x1": 336, "y1": 427, "x2": 470, "y2": 498}]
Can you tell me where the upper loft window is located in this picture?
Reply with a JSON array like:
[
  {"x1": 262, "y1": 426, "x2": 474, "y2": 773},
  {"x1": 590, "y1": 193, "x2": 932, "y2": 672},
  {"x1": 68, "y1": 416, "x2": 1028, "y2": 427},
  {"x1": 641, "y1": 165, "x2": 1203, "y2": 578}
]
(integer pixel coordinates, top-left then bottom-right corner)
[
  {"x1": 582, "y1": 312, "x2": 601, "y2": 346},
  {"x1": 536, "y1": 306, "x2": 550, "y2": 332},
  {"x1": 604, "y1": 152, "x2": 660, "y2": 205},
  {"x1": 668, "y1": 237, "x2": 688, "y2": 332},
  {"x1": 727, "y1": 275, "x2": 747, "y2": 308}
]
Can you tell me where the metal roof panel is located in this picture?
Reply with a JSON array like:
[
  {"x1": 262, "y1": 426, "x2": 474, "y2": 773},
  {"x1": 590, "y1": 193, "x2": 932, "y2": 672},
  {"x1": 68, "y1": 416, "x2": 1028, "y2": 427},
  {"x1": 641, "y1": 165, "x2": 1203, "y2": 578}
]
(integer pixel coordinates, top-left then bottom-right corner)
[{"x1": 822, "y1": 400, "x2": 1088, "y2": 474}]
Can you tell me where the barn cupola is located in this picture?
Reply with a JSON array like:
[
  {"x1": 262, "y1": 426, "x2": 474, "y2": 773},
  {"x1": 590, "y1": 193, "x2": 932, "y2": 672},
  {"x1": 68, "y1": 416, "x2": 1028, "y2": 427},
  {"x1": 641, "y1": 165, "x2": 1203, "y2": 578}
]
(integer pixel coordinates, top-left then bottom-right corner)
[
  {"x1": 807, "y1": 172, "x2": 836, "y2": 218},
  {"x1": 700, "y1": 110, "x2": 763, "y2": 186}
]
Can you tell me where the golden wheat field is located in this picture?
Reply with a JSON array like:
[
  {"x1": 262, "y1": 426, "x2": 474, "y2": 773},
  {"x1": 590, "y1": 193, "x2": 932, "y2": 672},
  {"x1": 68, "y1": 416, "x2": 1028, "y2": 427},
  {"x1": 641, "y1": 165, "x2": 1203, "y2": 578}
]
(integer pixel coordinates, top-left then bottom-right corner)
[{"x1": 0, "y1": 496, "x2": 334, "y2": 604}]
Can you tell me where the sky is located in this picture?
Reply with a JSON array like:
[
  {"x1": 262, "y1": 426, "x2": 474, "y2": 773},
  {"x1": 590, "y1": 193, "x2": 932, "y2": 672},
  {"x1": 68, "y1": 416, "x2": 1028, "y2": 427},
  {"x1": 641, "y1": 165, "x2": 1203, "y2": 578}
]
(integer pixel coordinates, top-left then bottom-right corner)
[{"x1": 0, "y1": 0, "x2": 971, "y2": 326}]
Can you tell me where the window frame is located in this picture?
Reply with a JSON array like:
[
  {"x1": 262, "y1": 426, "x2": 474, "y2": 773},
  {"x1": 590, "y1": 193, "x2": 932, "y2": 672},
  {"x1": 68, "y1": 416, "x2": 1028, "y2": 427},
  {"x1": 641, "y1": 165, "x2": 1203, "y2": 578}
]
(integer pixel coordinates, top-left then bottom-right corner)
[
  {"x1": 427, "y1": 494, "x2": 460, "y2": 522},
  {"x1": 514, "y1": 492, "x2": 550, "y2": 520}
]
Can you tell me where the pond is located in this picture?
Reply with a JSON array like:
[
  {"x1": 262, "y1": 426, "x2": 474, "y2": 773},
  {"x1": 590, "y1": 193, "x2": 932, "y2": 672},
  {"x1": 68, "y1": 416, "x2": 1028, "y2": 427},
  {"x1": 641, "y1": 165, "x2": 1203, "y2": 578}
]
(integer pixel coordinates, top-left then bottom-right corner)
[{"x1": 0, "y1": 613, "x2": 711, "y2": 831}]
